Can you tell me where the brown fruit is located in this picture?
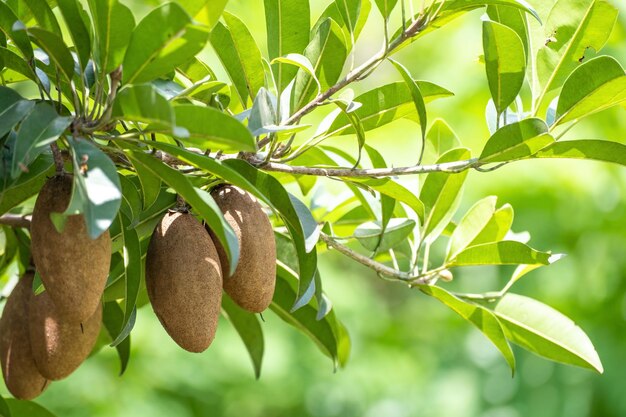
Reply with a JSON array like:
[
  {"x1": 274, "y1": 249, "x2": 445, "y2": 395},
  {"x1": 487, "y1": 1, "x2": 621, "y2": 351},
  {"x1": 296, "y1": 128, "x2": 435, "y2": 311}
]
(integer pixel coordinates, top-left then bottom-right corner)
[
  {"x1": 146, "y1": 211, "x2": 223, "y2": 352},
  {"x1": 30, "y1": 174, "x2": 111, "y2": 323},
  {"x1": 28, "y1": 290, "x2": 102, "y2": 380},
  {"x1": 210, "y1": 185, "x2": 276, "y2": 313},
  {"x1": 0, "y1": 273, "x2": 50, "y2": 399}
]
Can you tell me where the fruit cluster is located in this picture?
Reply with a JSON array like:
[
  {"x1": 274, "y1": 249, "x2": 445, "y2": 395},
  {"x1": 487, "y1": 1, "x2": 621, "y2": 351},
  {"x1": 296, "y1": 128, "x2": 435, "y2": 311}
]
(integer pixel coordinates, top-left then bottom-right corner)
[{"x1": 0, "y1": 175, "x2": 276, "y2": 400}]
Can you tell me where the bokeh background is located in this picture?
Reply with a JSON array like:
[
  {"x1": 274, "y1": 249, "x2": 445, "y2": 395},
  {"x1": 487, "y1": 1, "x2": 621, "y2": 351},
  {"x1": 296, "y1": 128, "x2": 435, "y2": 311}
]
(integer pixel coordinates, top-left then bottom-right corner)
[{"x1": 4, "y1": 1, "x2": 626, "y2": 416}]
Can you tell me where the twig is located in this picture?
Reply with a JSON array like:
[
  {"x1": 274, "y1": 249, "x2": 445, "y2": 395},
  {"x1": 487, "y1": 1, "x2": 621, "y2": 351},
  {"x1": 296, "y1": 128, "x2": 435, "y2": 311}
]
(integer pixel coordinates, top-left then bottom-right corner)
[
  {"x1": 0, "y1": 214, "x2": 32, "y2": 229},
  {"x1": 50, "y1": 142, "x2": 65, "y2": 174}
]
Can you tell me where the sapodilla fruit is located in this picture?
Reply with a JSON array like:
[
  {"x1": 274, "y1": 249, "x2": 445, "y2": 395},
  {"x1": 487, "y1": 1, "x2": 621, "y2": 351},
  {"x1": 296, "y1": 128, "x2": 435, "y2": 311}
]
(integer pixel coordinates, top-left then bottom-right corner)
[
  {"x1": 0, "y1": 272, "x2": 50, "y2": 399},
  {"x1": 210, "y1": 185, "x2": 276, "y2": 313},
  {"x1": 146, "y1": 211, "x2": 222, "y2": 352},
  {"x1": 28, "y1": 290, "x2": 102, "y2": 380},
  {"x1": 30, "y1": 174, "x2": 111, "y2": 323}
]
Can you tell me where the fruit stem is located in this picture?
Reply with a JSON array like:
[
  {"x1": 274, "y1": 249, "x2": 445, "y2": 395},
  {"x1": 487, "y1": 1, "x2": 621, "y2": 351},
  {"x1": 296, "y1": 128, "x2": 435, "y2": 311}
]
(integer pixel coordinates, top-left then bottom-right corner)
[{"x1": 50, "y1": 142, "x2": 65, "y2": 174}]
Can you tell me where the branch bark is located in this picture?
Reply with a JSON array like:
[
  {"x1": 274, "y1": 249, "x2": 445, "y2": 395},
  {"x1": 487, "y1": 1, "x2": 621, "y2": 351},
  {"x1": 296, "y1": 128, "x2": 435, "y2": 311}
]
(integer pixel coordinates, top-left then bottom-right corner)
[{"x1": 0, "y1": 214, "x2": 32, "y2": 229}]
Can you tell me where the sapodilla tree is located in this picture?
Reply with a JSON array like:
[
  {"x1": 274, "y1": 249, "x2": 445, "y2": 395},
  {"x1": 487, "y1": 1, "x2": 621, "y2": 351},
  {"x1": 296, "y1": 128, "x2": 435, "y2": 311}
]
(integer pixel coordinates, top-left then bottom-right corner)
[{"x1": 0, "y1": 0, "x2": 625, "y2": 412}]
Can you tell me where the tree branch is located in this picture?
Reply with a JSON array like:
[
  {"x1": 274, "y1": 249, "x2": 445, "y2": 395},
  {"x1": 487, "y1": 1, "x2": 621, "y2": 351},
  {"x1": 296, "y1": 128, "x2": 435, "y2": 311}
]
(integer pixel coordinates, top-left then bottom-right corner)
[
  {"x1": 319, "y1": 232, "x2": 434, "y2": 284},
  {"x1": 0, "y1": 214, "x2": 31, "y2": 229},
  {"x1": 250, "y1": 158, "x2": 479, "y2": 177}
]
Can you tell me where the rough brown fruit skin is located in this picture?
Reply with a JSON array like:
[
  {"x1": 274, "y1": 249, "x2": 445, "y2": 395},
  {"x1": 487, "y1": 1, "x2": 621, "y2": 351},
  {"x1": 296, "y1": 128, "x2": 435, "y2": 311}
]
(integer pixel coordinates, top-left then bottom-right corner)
[
  {"x1": 0, "y1": 273, "x2": 50, "y2": 399},
  {"x1": 210, "y1": 185, "x2": 276, "y2": 313},
  {"x1": 146, "y1": 212, "x2": 223, "y2": 352},
  {"x1": 30, "y1": 174, "x2": 111, "y2": 323},
  {"x1": 28, "y1": 291, "x2": 102, "y2": 380}
]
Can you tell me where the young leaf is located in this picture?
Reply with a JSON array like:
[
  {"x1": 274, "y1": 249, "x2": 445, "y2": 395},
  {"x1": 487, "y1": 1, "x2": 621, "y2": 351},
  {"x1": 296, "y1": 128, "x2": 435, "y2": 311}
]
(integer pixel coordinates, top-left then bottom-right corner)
[
  {"x1": 123, "y1": 3, "x2": 210, "y2": 84},
  {"x1": 555, "y1": 55, "x2": 626, "y2": 125},
  {"x1": 479, "y1": 118, "x2": 552, "y2": 164},
  {"x1": 327, "y1": 81, "x2": 453, "y2": 136},
  {"x1": 349, "y1": 177, "x2": 425, "y2": 222},
  {"x1": 486, "y1": 4, "x2": 529, "y2": 60},
  {"x1": 222, "y1": 294, "x2": 264, "y2": 379},
  {"x1": 177, "y1": 0, "x2": 228, "y2": 29},
  {"x1": 420, "y1": 148, "x2": 471, "y2": 242},
  {"x1": 446, "y1": 196, "x2": 498, "y2": 261},
  {"x1": 534, "y1": 0, "x2": 618, "y2": 110},
  {"x1": 374, "y1": 0, "x2": 398, "y2": 18},
  {"x1": 420, "y1": 285, "x2": 515, "y2": 373},
  {"x1": 292, "y1": 18, "x2": 347, "y2": 110},
  {"x1": 172, "y1": 104, "x2": 256, "y2": 152},
  {"x1": 448, "y1": 241, "x2": 552, "y2": 266},
  {"x1": 389, "y1": 59, "x2": 428, "y2": 158},
  {"x1": 264, "y1": 0, "x2": 311, "y2": 92},
  {"x1": 0, "y1": 87, "x2": 34, "y2": 139},
  {"x1": 102, "y1": 301, "x2": 131, "y2": 375},
  {"x1": 53, "y1": 138, "x2": 122, "y2": 239},
  {"x1": 57, "y1": 0, "x2": 92, "y2": 70},
  {"x1": 354, "y1": 218, "x2": 416, "y2": 252},
  {"x1": 331, "y1": 98, "x2": 366, "y2": 166},
  {"x1": 421, "y1": 119, "x2": 462, "y2": 165},
  {"x1": 482, "y1": 20, "x2": 526, "y2": 116},
  {"x1": 88, "y1": 0, "x2": 135, "y2": 74},
  {"x1": 494, "y1": 293, "x2": 603, "y2": 373},
  {"x1": 210, "y1": 12, "x2": 265, "y2": 106},
  {"x1": 533, "y1": 139, "x2": 626, "y2": 167},
  {"x1": 11, "y1": 103, "x2": 71, "y2": 179},
  {"x1": 0, "y1": 2, "x2": 33, "y2": 59},
  {"x1": 468, "y1": 203, "x2": 513, "y2": 246},
  {"x1": 271, "y1": 263, "x2": 350, "y2": 369}
]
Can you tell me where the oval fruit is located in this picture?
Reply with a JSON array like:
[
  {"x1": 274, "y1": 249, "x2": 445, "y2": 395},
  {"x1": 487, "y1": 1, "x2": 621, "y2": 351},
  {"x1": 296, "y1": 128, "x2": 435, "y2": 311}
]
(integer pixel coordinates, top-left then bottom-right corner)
[
  {"x1": 0, "y1": 272, "x2": 50, "y2": 399},
  {"x1": 210, "y1": 185, "x2": 276, "y2": 313},
  {"x1": 28, "y1": 290, "x2": 102, "y2": 380},
  {"x1": 30, "y1": 174, "x2": 111, "y2": 323},
  {"x1": 146, "y1": 211, "x2": 223, "y2": 352}
]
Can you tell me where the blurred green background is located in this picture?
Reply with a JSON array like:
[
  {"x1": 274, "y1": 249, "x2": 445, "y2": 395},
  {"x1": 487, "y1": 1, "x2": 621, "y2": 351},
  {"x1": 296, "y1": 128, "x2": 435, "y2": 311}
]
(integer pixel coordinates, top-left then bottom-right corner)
[{"x1": 5, "y1": 1, "x2": 626, "y2": 416}]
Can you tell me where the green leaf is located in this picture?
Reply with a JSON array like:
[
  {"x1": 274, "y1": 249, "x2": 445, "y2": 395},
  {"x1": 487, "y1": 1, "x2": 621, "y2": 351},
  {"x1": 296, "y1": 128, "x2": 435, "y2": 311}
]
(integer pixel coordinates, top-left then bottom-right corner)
[
  {"x1": 114, "y1": 84, "x2": 175, "y2": 127},
  {"x1": 349, "y1": 177, "x2": 425, "y2": 222},
  {"x1": 533, "y1": 139, "x2": 626, "y2": 167},
  {"x1": 272, "y1": 263, "x2": 350, "y2": 369},
  {"x1": 0, "y1": 47, "x2": 37, "y2": 84},
  {"x1": 448, "y1": 241, "x2": 552, "y2": 266},
  {"x1": 123, "y1": 3, "x2": 210, "y2": 84},
  {"x1": 486, "y1": 5, "x2": 530, "y2": 60},
  {"x1": 172, "y1": 104, "x2": 256, "y2": 152},
  {"x1": 177, "y1": 0, "x2": 229, "y2": 29},
  {"x1": 88, "y1": 0, "x2": 135, "y2": 74},
  {"x1": 315, "y1": 0, "x2": 371, "y2": 51},
  {"x1": 292, "y1": 18, "x2": 347, "y2": 111},
  {"x1": 57, "y1": 0, "x2": 92, "y2": 70},
  {"x1": 102, "y1": 301, "x2": 131, "y2": 375},
  {"x1": 123, "y1": 147, "x2": 239, "y2": 274},
  {"x1": 264, "y1": 0, "x2": 311, "y2": 92},
  {"x1": 5, "y1": 399, "x2": 56, "y2": 417},
  {"x1": 0, "y1": 87, "x2": 34, "y2": 139},
  {"x1": 374, "y1": 0, "x2": 398, "y2": 18},
  {"x1": 355, "y1": 218, "x2": 416, "y2": 252},
  {"x1": 421, "y1": 285, "x2": 515, "y2": 373},
  {"x1": 327, "y1": 81, "x2": 453, "y2": 137},
  {"x1": 27, "y1": 27, "x2": 75, "y2": 84},
  {"x1": 11, "y1": 103, "x2": 71, "y2": 179},
  {"x1": 0, "y1": 394, "x2": 10, "y2": 417},
  {"x1": 331, "y1": 98, "x2": 366, "y2": 166},
  {"x1": 276, "y1": 53, "x2": 322, "y2": 103},
  {"x1": 421, "y1": 118, "x2": 462, "y2": 165},
  {"x1": 0, "y1": 2, "x2": 33, "y2": 59},
  {"x1": 210, "y1": 12, "x2": 265, "y2": 106},
  {"x1": 23, "y1": 0, "x2": 62, "y2": 36},
  {"x1": 555, "y1": 55, "x2": 626, "y2": 125},
  {"x1": 534, "y1": 0, "x2": 618, "y2": 110},
  {"x1": 113, "y1": 211, "x2": 141, "y2": 345},
  {"x1": 52, "y1": 138, "x2": 122, "y2": 239},
  {"x1": 479, "y1": 118, "x2": 552, "y2": 163},
  {"x1": 0, "y1": 154, "x2": 53, "y2": 215},
  {"x1": 468, "y1": 203, "x2": 513, "y2": 246},
  {"x1": 447, "y1": 196, "x2": 498, "y2": 261},
  {"x1": 389, "y1": 59, "x2": 427, "y2": 154},
  {"x1": 482, "y1": 20, "x2": 526, "y2": 115},
  {"x1": 420, "y1": 148, "x2": 471, "y2": 242},
  {"x1": 494, "y1": 293, "x2": 603, "y2": 373},
  {"x1": 222, "y1": 293, "x2": 264, "y2": 379}
]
